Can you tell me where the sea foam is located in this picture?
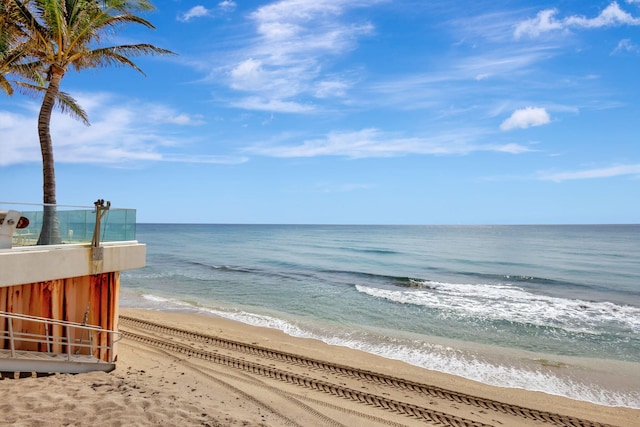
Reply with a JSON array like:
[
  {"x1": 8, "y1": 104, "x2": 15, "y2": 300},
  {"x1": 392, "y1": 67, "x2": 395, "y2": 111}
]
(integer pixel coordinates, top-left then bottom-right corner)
[
  {"x1": 354, "y1": 282, "x2": 640, "y2": 334},
  {"x1": 137, "y1": 292, "x2": 640, "y2": 408}
]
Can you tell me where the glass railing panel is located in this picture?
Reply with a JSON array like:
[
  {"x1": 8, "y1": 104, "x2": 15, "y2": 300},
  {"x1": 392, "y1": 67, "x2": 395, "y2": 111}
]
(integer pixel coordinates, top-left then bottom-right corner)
[{"x1": 1, "y1": 203, "x2": 136, "y2": 247}]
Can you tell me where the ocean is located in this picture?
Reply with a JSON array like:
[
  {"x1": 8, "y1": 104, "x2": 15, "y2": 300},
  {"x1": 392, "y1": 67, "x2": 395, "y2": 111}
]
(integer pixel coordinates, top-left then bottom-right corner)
[{"x1": 120, "y1": 224, "x2": 640, "y2": 409}]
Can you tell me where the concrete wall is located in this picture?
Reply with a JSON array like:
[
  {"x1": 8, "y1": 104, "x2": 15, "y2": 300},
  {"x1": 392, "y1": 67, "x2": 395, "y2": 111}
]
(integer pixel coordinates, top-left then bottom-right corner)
[{"x1": 0, "y1": 242, "x2": 146, "y2": 287}]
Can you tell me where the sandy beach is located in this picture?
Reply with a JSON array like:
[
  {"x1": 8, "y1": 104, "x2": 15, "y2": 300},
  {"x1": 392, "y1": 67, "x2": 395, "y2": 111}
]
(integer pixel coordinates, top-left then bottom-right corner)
[{"x1": 1, "y1": 308, "x2": 638, "y2": 427}]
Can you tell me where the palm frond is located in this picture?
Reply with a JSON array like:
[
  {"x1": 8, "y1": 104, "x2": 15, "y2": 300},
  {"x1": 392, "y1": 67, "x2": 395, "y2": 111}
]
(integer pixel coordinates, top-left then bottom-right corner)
[
  {"x1": 98, "y1": 43, "x2": 175, "y2": 59},
  {"x1": 72, "y1": 43, "x2": 174, "y2": 73},
  {"x1": 54, "y1": 89, "x2": 89, "y2": 125},
  {"x1": 0, "y1": 75, "x2": 13, "y2": 95},
  {"x1": 10, "y1": 0, "x2": 49, "y2": 40},
  {"x1": 13, "y1": 80, "x2": 42, "y2": 97},
  {"x1": 103, "y1": 0, "x2": 156, "y2": 14},
  {"x1": 15, "y1": 81, "x2": 89, "y2": 125}
]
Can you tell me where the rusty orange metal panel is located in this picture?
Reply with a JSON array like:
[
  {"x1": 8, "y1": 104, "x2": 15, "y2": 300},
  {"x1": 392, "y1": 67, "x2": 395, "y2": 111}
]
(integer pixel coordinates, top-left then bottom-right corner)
[
  {"x1": 111, "y1": 272, "x2": 120, "y2": 362},
  {"x1": 0, "y1": 272, "x2": 120, "y2": 362},
  {"x1": 50, "y1": 280, "x2": 64, "y2": 354}
]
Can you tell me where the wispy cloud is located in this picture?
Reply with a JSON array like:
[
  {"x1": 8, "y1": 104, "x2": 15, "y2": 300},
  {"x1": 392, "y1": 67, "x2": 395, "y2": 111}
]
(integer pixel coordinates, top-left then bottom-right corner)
[
  {"x1": 500, "y1": 107, "x2": 551, "y2": 131},
  {"x1": 538, "y1": 164, "x2": 640, "y2": 182},
  {"x1": 448, "y1": 10, "x2": 527, "y2": 44},
  {"x1": 363, "y1": 47, "x2": 553, "y2": 114},
  {"x1": 144, "y1": 105, "x2": 206, "y2": 126},
  {"x1": 612, "y1": 38, "x2": 640, "y2": 54},
  {"x1": 160, "y1": 154, "x2": 248, "y2": 164},
  {"x1": 515, "y1": 2, "x2": 640, "y2": 39},
  {"x1": 0, "y1": 109, "x2": 40, "y2": 166},
  {"x1": 222, "y1": 0, "x2": 380, "y2": 112},
  {"x1": 178, "y1": 1, "x2": 237, "y2": 22},
  {"x1": 454, "y1": 46, "x2": 557, "y2": 81},
  {"x1": 244, "y1": 128, "x2": 532, "y2": 158},
  {"x1": 314, "y1": 182, "x2": 373, "y2": 193},
  {"x1": 231, "y1": 96, "x2": 316, "y2": 113},
  {"x1": 0, "y1": 94, "x2": 244, "y2": 166}
]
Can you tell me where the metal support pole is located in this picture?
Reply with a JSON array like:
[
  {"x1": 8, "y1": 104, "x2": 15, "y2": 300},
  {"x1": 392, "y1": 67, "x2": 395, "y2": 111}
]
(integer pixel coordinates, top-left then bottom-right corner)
[{"x1": 91, "y1": 199, "x2": 110, "y2": 261}]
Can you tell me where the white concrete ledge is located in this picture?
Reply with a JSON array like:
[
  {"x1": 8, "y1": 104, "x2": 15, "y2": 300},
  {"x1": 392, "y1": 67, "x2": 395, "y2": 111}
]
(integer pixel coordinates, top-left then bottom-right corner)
[{"x1": 0, "y1": 241, "x2": 146, "y2": 287}]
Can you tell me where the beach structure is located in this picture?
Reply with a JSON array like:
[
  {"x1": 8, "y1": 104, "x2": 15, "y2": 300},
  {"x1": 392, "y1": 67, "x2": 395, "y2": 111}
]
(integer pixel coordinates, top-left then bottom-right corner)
[{"x1": 0, "y1": 201, "x2": 145, "y2": 374}]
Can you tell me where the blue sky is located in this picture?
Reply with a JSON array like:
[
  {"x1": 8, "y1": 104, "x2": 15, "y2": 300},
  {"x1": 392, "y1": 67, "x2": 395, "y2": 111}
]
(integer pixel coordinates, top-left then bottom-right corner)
[{"x1": 1, "y1": 0, "x2": 639, "y2": 224}]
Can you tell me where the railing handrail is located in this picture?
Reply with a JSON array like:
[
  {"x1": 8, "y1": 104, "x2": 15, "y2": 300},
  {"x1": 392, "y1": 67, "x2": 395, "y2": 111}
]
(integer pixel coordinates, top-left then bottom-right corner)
[
  {"x1": 0, "y1": 311, "x2": 121, "y2": 363},
  {"x1": 0, "y1": 311, "x2": 108, "y2": 332},
  {"x1": 0, "y1": 201, "x2": 135, "y2": 210}
]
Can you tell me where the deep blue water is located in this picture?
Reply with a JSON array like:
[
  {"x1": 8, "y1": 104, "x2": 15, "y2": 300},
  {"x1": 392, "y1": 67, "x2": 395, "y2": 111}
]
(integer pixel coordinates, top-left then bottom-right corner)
[{"x1": 120, "y1": 224, "x2": 640, "y2": 408}]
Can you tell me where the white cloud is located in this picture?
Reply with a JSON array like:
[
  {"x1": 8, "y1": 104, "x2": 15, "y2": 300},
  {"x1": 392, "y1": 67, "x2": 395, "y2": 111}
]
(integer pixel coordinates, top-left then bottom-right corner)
[
  {"x1": 178, "y1": 6, "x2": 210, "y2": 22},
  {"x1": 251, "y1": 0, "x2": 337, "y2": 21},
  {"x1": 245, "y1": 128, "x2": 531, "y2": 158},
  {"x1": 514, "y1": 9, "x2": 564, "y2": 39},
  {"x1": 565, "y1": 2, "x2": 640, "y2": 28},
  {"x1": 178, "y1": 1, "x2": 236, "y2": 22},
  {"x1": 500, "y1": 107, "x2": 550, "y2": 131},
  {"x1": 515, "y1": 2, "x2": 640, "y2": 39},
  {"x1": 0, "y1": 110, "x2": 40, "y2": 166},
  {"x1": 230, "y1": 59, "x2": 266, "y2": 91},
  {"x1": 221, "y1": 0, "x2": 378, "y2": 112},
  {"x1": 218, "y1": 1, "x2": 237, "y2": 12},
  {"x1": 538, "y1": 164, "x2": 640, "y2": 182},
  {"x1": 0, "y1": 94, "x2": 231, "y2": 167}
]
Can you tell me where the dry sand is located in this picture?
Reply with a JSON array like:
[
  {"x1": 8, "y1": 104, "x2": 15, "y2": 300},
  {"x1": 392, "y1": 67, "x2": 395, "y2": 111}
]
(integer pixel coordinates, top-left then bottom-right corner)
[{"x1": 1, "y1": 308, "x2": 638, "y2": 427}]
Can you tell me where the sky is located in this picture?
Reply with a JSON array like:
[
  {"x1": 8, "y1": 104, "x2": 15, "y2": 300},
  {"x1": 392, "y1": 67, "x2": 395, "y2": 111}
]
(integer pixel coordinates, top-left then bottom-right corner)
[{"x1": 1, "y1": 0, "x2": 639, "y2": 224}]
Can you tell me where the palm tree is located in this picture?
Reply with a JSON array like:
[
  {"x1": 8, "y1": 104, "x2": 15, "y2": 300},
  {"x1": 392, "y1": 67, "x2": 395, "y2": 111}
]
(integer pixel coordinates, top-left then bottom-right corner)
[
  {"x1": 9, "y1": 0, "x2": 173, "y2": 244},
  {"x1": 0, "y1": 0, "x2": 28, "y2": 94},
  {"x1": 2, "y1": 1, "x2": 88, "y2": 117},
  {"x1": 1, "y1": 1, "x2": 12, "y2": 94}
]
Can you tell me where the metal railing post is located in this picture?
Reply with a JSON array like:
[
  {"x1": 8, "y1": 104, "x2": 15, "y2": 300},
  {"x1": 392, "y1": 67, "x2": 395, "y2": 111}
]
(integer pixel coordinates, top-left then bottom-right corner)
[
  {"x1": 109, "y1": 332, "x2": 114, "y2": 363},
  {"x1": 66, "y1": 325, "x2": 71, "y2": 361},
  {"x1": 8, "y1": 318, "x2": 16, "y2": 358},
  {"x1": 45, "y1": 319, "x2": 51, "y2": 352}
]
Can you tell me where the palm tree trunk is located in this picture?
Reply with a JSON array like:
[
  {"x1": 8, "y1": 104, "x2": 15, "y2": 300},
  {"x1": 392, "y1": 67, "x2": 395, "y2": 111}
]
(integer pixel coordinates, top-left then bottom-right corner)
[{"x1": 37, "y1": 65, "x2": 64, "y2": 245}]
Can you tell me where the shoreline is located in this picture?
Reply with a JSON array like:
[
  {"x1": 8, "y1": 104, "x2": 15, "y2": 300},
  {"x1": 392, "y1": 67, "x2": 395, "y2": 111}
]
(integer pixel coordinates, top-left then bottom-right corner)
[
  {"x1": 121, "y1": 308, "x2": 640, "y2": 425},
  {"x1": 2, "y1": 307, "x2": 638, "y2": 426},
  {"x1": 122, "y1": 295, "x2": 640, "y2": 409}
]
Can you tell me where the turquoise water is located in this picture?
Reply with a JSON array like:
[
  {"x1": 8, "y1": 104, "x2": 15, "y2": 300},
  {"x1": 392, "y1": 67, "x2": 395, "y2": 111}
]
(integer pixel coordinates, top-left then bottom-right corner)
[{"x1": 121, "y1": 224, "x2": 640, "y2": 408}]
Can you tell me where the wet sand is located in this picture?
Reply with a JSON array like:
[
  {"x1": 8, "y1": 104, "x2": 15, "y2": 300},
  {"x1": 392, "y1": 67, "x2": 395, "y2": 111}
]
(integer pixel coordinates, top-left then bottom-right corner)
[{"x1": 0, "y1": 308, "x2": 637, "y2": 426}]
